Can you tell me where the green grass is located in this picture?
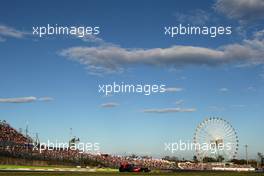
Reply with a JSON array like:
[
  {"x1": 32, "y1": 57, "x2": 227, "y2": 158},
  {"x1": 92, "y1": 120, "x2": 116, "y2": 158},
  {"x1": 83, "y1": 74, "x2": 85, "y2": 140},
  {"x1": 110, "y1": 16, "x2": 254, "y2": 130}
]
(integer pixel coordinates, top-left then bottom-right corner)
[
  {"x1": 0, "y1": 164, "x2": 118, "y2": 172},
  {"x1": 96, "y1": 168, "x2": 118, "y2": 172},
  {"x1": 0, "y1": 165, "x2": 73, "y2": 169},
  {"x1": 0, "y1": 165, "x2": 263, "y2": 176},
  {"x1": 0, "y1": 171, "x2": 263, "y2": 176}
]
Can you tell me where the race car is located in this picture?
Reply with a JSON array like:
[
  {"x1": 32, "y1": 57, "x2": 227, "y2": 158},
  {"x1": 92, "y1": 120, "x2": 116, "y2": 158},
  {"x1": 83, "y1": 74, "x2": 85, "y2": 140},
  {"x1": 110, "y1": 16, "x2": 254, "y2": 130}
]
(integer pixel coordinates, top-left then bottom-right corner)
[{"x1": 119, "y1": 163, "x2": 150, "y2": 172}]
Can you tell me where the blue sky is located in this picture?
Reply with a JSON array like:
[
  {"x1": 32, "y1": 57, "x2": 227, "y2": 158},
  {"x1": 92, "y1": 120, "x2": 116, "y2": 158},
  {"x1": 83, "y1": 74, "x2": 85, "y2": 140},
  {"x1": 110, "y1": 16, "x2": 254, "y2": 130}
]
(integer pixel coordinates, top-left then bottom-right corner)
[{"x1": 0, "y1": 0, "x2": 264, "y2": 159}]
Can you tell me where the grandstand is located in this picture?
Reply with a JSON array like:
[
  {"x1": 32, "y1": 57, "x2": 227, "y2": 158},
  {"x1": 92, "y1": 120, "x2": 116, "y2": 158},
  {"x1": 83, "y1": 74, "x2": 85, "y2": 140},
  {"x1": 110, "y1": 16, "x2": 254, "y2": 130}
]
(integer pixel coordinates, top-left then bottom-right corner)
[
  {"x1": 0, "y1": 120, "x2": 32, "y2": 145},
  {"x1": 0, "y1": 120, "x2": 177, "y2": 170},
  {"x1": 1, "y1": 120, "x2": 258, "y2": 172},
  {"x1": 178, "y1": 162, "x2": 255, "y2": 171}
]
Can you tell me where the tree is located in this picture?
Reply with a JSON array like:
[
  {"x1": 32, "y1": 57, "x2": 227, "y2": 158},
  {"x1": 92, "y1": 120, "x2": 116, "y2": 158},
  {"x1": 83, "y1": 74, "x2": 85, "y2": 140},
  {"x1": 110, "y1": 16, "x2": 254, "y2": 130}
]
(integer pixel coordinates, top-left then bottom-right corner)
[
  {"x1": 129, "y1": 154, "x2": 138, "y2": 159},
  {"x1": 217, "y1": 155, "x2": 224, "y2": 162},
  {"x1": 231, "y1": 159, "x2": 247, "y2": 165},
  {"x1": 193, "y1": 155, "x2": 198, "y2": 163},
  {"x1": 257, "y1": 152, "x2": 264, "y2": 166},
  {"x1": 141, "y1": 155, "x2": 152, "y2": 159},
  {"x1": 162, "y1": 156, "x2": 179, "y2": 162},
  {"x1": 203, "y1": 157, "x2": 217, "y2": 163}
]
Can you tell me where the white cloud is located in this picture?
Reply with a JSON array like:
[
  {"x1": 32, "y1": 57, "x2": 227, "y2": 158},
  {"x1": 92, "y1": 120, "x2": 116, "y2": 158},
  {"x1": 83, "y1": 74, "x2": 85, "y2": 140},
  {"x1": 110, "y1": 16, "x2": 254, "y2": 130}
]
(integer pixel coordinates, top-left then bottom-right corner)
[
  {"x1": 164, "y1": 87, "x2": 183, "y2": 92},
  {"x1": 230, "y1": 104, "x2": 246, "y2": 108},
  {"x1": 143, "y1": 107, "x2": 196, "y2": 113},
  {"x1": 0, "y1": 25, "x2": 26, "y2": 41},
  {"x1": 0, "y1": 97, "x2": 37, "y2": 103},
  {"x1": 101, "y1": 102, "x2": 119, "y2": 108},
  {"x1": 219, "y1": 88, "x2": 229, "y2": 92},
  {"x1": 214, "y1": 0, "x2": 264, "y2": 23},
  {"x1": 254, "y1": 29, "x2": 264, "y2": 39},
  {"x1": 247, "y1": 86, "x2": 256, "y2": 91},
  {"x1": 60, "y1": 30, "x2": 264, "y2": 75},
  {"x1": 175, "y1": 100, "x2": 184, "y2": 106},
  {"x1": 174, "y1": 9, "x2": 211, "y2": 25},
  {"x1": 0, "y1": 96, "x2": 53, "y2": 103},
  {"x1": 60, "y1": 45, "x2": 224, "y2": 75},
  {"x1": 81, "y1": 35, "x2": 106, "y2": 45},
  {"x1": 38, "y1": 97, "x2": 54, "y2": 101}
]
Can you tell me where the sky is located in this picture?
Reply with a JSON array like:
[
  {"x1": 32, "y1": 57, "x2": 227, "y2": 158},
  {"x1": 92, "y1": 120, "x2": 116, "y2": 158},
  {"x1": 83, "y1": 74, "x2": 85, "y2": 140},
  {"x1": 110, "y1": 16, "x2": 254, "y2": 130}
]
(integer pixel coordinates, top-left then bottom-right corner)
[{"x1": 0, "y1": 0, "x2": 264, "y2": 159}]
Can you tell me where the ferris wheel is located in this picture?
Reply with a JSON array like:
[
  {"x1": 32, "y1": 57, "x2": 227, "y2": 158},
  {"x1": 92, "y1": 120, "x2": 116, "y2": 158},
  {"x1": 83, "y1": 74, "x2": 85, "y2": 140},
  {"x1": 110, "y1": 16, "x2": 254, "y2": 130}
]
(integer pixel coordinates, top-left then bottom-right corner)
[{"x1": 193, "y1": 117, "x2": 239, "y2": 161}]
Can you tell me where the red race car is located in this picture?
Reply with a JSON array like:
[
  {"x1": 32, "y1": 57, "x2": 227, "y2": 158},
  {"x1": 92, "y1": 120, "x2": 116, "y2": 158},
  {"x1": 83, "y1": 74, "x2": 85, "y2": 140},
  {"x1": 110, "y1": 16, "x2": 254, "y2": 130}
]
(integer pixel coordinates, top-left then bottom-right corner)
[{"x1": 119, "y1": 163, "x2": 150, "y2": 172}]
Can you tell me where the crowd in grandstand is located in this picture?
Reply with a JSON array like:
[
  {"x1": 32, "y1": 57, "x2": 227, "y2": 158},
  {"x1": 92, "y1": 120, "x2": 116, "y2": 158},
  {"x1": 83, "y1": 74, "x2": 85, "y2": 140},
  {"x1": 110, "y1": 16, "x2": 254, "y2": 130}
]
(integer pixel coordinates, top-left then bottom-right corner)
[
  {"x1": 178, "y1": 161, "x2": 254, "y2": 171},
  {"x1": 178, "y1": 162, "x2": 217, "y2": 170},
  {"x1": 1, "y1": 120, "x2": 257, "y2": 171},
  {"x1": 86, "y1": 154, "x2": 176, "y2": 169},
  {"x1": 0, "y1": 120, "x2": 31, "y2": 144},
  {"x1": 0, "y1": 120, "x2": 177, "y2": 170}
]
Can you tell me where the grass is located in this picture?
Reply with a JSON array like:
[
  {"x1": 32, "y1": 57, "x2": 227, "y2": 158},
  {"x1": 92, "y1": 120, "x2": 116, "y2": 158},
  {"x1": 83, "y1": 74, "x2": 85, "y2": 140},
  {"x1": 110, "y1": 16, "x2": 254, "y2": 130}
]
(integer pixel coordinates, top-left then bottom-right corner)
[
  {"x1": 0, "y1": 164, "x2": 118, "y2": 172},
  {"x1": 0, "y1": 165, "x2": 73, "y2": 169},
  {"x1": 0, "y1": 171, "x2": 263, "y2": 176},
  {"x1": 0, "y1": 165, "x2": 263, "y2": 176}
]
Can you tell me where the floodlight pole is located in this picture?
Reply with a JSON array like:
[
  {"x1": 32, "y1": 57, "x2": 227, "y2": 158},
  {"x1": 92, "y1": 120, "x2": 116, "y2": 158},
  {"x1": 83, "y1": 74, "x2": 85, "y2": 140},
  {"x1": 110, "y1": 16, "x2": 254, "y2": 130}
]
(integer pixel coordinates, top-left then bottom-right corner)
[{"x1": 245, "y1": 144, "x2": 248, "y2": 165}]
